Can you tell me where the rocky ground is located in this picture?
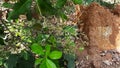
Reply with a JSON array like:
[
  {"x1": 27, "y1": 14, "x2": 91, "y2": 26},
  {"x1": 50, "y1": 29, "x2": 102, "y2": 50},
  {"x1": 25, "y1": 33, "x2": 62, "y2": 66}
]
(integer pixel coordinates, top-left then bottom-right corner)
[{"x1": 76, "y1": 48, "x2": 120, "y2": 68}]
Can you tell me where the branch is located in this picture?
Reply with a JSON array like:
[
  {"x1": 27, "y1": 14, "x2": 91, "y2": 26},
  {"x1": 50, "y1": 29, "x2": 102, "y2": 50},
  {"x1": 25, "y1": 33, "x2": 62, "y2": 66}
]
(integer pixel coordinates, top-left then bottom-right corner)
[{"x1": 1, "y1": 19, "x2": 14, "y2": 37}]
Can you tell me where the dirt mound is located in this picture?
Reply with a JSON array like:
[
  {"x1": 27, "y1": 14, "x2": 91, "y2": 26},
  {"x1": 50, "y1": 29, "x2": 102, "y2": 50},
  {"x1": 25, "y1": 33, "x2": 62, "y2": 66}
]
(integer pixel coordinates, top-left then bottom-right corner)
[
  {"x1": 79, "y1": 2, "x2": 120, "y2": 51},
  {"x1": 76, "y1": 2, "x2": 120, "y2": 53},
  {"x1": 76, "y1": 2, "x2": 120, "y2": 68}
]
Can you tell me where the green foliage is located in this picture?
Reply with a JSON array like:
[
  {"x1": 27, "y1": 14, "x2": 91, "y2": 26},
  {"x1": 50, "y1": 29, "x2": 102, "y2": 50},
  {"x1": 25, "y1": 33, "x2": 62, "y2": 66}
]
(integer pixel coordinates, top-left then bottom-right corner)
[
  {"x1": 72, "y1": 0, "x2": 83, "y2": 4},
  {"x1": 63, "y1": 25, "x2": 77, "y2": 36},
  {"x1": 35, "y1": 58, "x2": 43, "y2": 66},
  {"x1": 31, "y1": 42, "x2": 62, "y2": 67},
  {"x1": 34, "y1": 34, "x2": 49, "y2": 43},
  {"x1": 0, "y1": 38, "x2": 4, "y2": 45},
  {"x1": 7, "y1": 0, "x2": 32, "y2": 20},
  {"x1": 0, "y1": 57, "x2": 3, "y2": 66},
  {"x1": 0, "y1": 25, "x2": 4, "y2": 45},
  {"x1": 99, "y1": 0, "x2": 115, "y2": 9},
  {"x1": 62, "y1": 25, "x2": 77, "y2": 47},
  {"x1": 45, "y1": 45, "x2": 51, "y2": 56},
  {"x1": 5, "y1": 54, "x2": 18, "y2": 68},
  {"x1": 20, "y1": 50, "x2": 29, "y2": 60},
  {"x1": 48, "y1": 35, "x2": 57, "y2": 45},
  {"x1": 2, "y1": 51, "x2": 35, "y2": 68},
  {"x1": 16, "y1": 51, "x2": 35, "y2": 68},
  {"x1": 64, "y1": 54, "x2": 76, "y2": 68},
  {"x1": 31, "y1": 43, "x2": 44, "y2": 55},
  {"x1": 2, "y1": 2, "x2": 13, "y2": 8},
  {"x1": 55, "y1": 0, "x2": 67, "y2": 9},
  {"x1": 36, "y1": 0, "x2": 56, "y2": 15},
  {"x1": 59, "y1": 12, "x2": 68, "y2": 20},
  {"x1": 0, "y1": 25, "x2": 4, "y2": 35},
  {"x1": 49, "y1": 51, "x2": 62, "y2": 60},
  {"x1": 39, "y1": 59, "x2": 47, "y2": 68},
  {"x1": 40, "y1": 58, "x2": 57, "y2": 68},
  {"x1": 4, "y1": 0, "x2": 69, "y2": 20},
  {"x1": 46, "y1": 59, "x2": 57, "y2": 68},
  {"x1": 1, "y1": 0, "x2": 80, "y2": 68},
  {"x1": 30, "y1": 32, "x2": 62, "y2": 67}
]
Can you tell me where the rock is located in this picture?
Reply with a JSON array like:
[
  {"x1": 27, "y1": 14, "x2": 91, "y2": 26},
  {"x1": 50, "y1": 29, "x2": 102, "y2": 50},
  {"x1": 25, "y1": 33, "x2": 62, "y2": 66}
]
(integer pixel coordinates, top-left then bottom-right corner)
[
  {"x1": 78, "y1": 3, "x2": 120, "y2": 53},
  {"x1": 100, "y1": 50, "x2": 107, "y2": 56},
  {"x1": 103, "y1": 60, "x2": 112, "y2": 65},
  {"x1": 105, "y1": 53, "x2": 112, "y2": 60}
]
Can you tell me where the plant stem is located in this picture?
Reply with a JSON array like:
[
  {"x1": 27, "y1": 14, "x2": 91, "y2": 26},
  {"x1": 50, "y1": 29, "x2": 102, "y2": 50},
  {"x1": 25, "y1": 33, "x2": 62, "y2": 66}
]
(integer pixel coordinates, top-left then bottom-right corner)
[{"x1": 35, "y1": 0, "x2": 42, "y2": 17}]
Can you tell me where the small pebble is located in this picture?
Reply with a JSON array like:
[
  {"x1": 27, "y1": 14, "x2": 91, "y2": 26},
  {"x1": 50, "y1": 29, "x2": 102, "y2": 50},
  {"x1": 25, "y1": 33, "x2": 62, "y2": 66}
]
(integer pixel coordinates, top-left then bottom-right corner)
[
  {"x1": 116, "y1": 61, "x2": 119, "y2": 65},
  {"x1": 103, "y1": 60, "x2": 112, "y2": 65},
  {"x1": 100, "y1": 53, "x2": 106, "y2": 56}
]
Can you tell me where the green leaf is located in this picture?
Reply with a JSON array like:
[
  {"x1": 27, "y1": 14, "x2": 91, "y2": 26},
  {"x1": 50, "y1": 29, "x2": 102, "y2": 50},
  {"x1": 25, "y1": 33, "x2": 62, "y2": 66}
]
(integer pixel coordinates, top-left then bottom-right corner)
[
  {"x1": 30, "y1": 43, "x2": 44, "y2": 55},
  {"x1": 40, "y1": 58, "x2": 57, "y2": 68},
  {"x1": 36, "y1": 0, "x2": 56, "y2": 15},
  {"x1": 35, "y1": 34, "x2": 49, "y2": 43},
  {"x1": 72, "y1": 0, "x2": 83, "y2": 4},
  {"x1": 2, "y1": 2, "x2": 13, "y2": 8},
  {"x1": 21, "y1": 51, "x2": 29, "y2": 60},
  {"x1": 46, "y1": 59, "x2": 56, "y2": 68},
  {"x1": 64, "y1": 26, "x2": 77, "y2": 36},
  {"x1": 55, "y1": 0, "x2": 67, "y2": 9},
  {"x1": 35, "y1": 58, "x2": 43, "y2": 66},
  {"x1": 48, "y1": 35, "x2": 56, "y2": 45},
  {"x1": 14, "y1": 52, "x2": 35, "y2": 68},
  {"x1": 0, "y1": 57, "x2": 3, "y2": 66},
  {"x1": 45, "y1": 45, "x2": 51, "y2": 56},
  {"x1": 7, "y1": 0, "x2": 32, "y2": 20},
  {"x1": 49, "y1": 51, "x2": 62, "y2": 60},
  {"x1": 26, "y1": 10, "x2": 32, "y2": 20},
  {"x1": 0, "y1": 38, "x2": 4, "y2": 45},
  {"x1": 5, "y1": 54, "x2": 18, "y2": 68},
  {"x1": 40, "y1": 59, "x2": 47, "y2": 68},
  {"x1": 59, "y1": 12, "x2": 67, "y2": 20}
]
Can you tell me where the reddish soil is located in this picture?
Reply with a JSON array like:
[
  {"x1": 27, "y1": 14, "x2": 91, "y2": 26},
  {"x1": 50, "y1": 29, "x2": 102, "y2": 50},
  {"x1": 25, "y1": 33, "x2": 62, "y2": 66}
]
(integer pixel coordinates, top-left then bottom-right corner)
[{"x1": 75, "y1": 2, "x2": 120, "y2": 68}]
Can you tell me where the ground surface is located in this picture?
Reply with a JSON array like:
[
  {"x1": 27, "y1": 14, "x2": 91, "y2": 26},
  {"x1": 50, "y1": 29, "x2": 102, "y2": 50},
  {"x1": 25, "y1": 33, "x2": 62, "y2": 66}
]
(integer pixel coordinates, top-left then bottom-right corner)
[
  {"x1": 75, "y1": 3, "x2": 120, "y2": 68},
  {"x1": 76, "y1": 47, "x2": 120, "y2": 68}
]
